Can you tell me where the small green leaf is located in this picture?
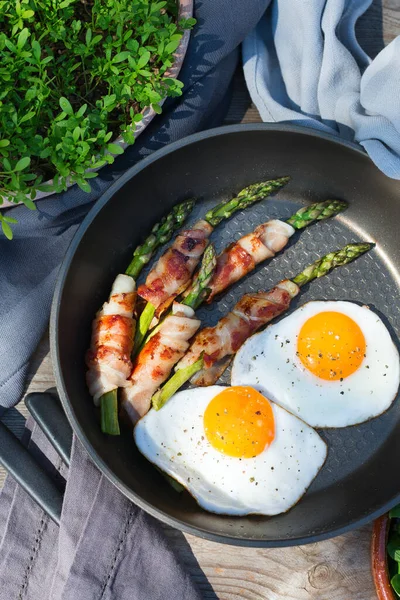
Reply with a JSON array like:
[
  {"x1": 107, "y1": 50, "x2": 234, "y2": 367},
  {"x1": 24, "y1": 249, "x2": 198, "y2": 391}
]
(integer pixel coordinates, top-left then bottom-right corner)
[
  {"x1": 31, "y1": 40, "x2": 41, "y2": 60},
  {"x1": 59, "y1": 97, "x2": 73, "y2": 116},
  {"x1": 107, "y1": 143, "x2": 124, "y2": 155},
  {"x1": 76, "y1": 179, "x2": 91, "y2": 193},
  {"x1": 1, "y1": 220, "x2": 13, "y2": 240},
  {"x1": 179, "y1": 17, "x2": 196, "y2": 28},
  {"x1": 76, "y1": 104, "x2": 87, "y2": 118},
  {"x1": 25, "y1": 87, "x2": 37, "y2": 101},
  {"x1": 39, "y1": 148, "x2": 51, "y2": 159},
  {"x1": 23, "y1": 196, "x2": 36, "y2": 210},
  {"x1": 72, "y1": 126, "x2": 81, "y2": 142},
  {"x1": 395, "y1": 549, "x2": 400, "y2": 563},
  {"x1": 22, "y1": 10, "x2": 35, "y2": 18},
  {"x1": 152, "y1": 103, "x2": 162, "y2": 115},
  {"x1": 137, "y1": 50, "x2": 150, "y2": 69},
  {"x1": 3, "y1": 216, "x2": 18, "y2": 224},
  {"x1": 165, "y1": 39, "x2": 181, "y2": 54},
  {"x1": 103, "y1": 95, "x2": 116, "y2": 108},
  {"x1": 19, "y1": 111, "x2": 35, "y2": 124},
  {"x1": 17, "y1": 28, "x2": 30, "y2": 50},
  {"x1": 37, "y1": 183, "x2": 56, "y2": 193},
  {"x1": 14, "y1": 157, "x2": 31, "y2": 172},
  {"x1": 0, "y1": 140, "x2": 10, "y2": 148},
  {"x1": 113, "y1": 51, "x2": 130, "y2": 63},
  {"x1": 391, "y1": 574, "x2": 400, "y2": 597}
]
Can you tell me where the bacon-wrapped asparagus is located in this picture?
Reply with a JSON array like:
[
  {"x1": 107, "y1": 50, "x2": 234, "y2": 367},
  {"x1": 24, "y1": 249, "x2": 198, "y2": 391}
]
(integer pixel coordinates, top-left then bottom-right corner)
[
  {"x1": 86, "y1": 199, "x2": 195, "y2": 434},
  {"x1": 152, "y1": 243, "x2": 374, "y2": 409},
  {"x1": 122, "y1": 245, "x2": 217, "y2": 423},
  {"x1": 86, "y1": 274, "x2": 137, "y2": 403},
  {"x1": 204, "y1": 199, "x2": 347, "y2": 302},
  {"x1": 177, "y1": 280, "x2": 299, "y2": 385},
  {"x1": 133, "y1": 178, "x2": 290, "y2": 351}
]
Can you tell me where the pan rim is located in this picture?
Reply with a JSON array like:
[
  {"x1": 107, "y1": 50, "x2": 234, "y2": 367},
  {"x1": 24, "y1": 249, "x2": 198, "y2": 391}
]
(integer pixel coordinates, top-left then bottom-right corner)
[{"x1": 51, "y1": 123, "x2": 400, "y2": 547}]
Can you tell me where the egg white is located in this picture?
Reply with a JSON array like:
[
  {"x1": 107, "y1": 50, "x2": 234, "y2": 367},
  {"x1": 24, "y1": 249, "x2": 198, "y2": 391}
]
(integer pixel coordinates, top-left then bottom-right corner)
[
  {"x1": 232, "y1": 301, "x2": 400, "y2": 428},
  {"x1": 134, "y1": 386, "x2": 327, "y2": 516}
]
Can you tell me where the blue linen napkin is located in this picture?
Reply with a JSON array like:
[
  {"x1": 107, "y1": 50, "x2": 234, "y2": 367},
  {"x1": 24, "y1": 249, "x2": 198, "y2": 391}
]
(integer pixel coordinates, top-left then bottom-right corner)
[
  {"x1": 243, "y1": 0, "x2": 400, "y2": 179},
  {"x1": 0, "y1": 0, "x2": 269, "y2": 409}
]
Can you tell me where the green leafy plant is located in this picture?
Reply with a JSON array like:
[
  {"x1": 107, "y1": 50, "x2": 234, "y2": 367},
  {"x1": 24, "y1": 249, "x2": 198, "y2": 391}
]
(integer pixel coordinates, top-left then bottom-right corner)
[
  {"x1": 0, "y1": 0, "x2": 195, "y2": 238},
  {"x1": 388, "y1": 505, "x2": 400, "y2": 597}
]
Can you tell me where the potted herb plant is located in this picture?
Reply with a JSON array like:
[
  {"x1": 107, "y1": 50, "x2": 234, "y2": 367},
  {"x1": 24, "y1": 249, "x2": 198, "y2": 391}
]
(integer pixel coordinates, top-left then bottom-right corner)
[
  {"x1": 372, "y1": 507, "x2": 400, "y2": 599},
  {"x1": 0, "y1": 0, "x2": 194, "y2": 238}
]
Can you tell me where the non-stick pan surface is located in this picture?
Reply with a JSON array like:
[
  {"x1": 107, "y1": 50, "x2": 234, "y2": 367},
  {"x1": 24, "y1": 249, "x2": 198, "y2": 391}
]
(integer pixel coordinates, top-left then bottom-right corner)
[{"x1": 51, "y1": 124, "x2": 400, "y2": 546}]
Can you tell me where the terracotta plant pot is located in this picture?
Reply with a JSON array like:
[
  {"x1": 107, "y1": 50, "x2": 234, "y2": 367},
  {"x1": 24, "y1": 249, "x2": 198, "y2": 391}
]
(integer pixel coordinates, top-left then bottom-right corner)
[
  {"x1": 2, "y1": 0, "x2": 193, "y2": 209},
  {"x1": 372, "y1": 514, "x2": 396, "y2": 600}
]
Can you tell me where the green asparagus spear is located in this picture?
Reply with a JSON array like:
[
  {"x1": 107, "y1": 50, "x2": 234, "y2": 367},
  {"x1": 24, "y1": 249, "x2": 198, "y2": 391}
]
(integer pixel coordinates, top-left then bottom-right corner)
[
  {"x1": 133, "y1": 302, "x2": 156, "y2": 354},
  {"x1": 152, "y1": 355, "x2": 205, "y2": 411},
  {"x1": 292, "y1": 242, "x2": 374, "y2": 287},
  {"x1": 182, "y1": 244, "x2": 217, "y2": 310},
  {"x1": 100, "y1": 389, "x2": 120, "y2": 435},
  {"x1": 205, "y1": 177, "x2": 289, "y2": 227},
  {"x1": 286, "y1": 199, "x2": 348, "y2": 230},
  {"x1": 151, "y1": 242, "x2": 374, "y2": 408},
  {"x1": 125, "y1": 199, "x2": 195, "y2": 279}
]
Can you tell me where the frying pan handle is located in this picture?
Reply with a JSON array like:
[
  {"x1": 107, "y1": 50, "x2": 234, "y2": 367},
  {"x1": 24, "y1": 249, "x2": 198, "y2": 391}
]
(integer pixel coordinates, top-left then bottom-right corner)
[
  {"x1": 0, "y1": 392, "x2": 73, "y2": 526},
  {"x1": 25, "y1": 391, "x2": 73, "y2": 467},
  {"x1": 0, "y1": 419, "x2": 63, "y2": 525}
]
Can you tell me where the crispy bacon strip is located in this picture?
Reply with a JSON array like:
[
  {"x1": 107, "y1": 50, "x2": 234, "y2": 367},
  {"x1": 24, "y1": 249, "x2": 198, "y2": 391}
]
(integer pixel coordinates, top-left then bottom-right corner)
[
  {"x1": 137, "y1": 220, "x2": 213, "y2": 314},
  {"x1": 207, "y1": 220, "x2": 295, "y2": 301},
  {"x1": 176, "y1": 280, "x2": 299, "y2": 386},
  {"x1": 86, "y1": 274, "x2": 136, "y2": 404},
  {"x1": 121, "y1": 302, "x2": 201, "y2": 422}
]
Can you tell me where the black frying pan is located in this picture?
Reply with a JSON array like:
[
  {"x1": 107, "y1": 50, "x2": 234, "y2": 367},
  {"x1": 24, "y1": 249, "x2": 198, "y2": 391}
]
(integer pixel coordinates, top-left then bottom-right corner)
[{"x1": 51, "y1": 124, "x2": 400, "y2": 547}]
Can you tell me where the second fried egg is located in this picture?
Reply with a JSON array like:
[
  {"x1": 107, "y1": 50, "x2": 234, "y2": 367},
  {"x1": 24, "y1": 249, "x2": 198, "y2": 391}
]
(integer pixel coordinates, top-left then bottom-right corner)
[{"x1": 232, "y1": 301, "x2": 400, "y2": 427}]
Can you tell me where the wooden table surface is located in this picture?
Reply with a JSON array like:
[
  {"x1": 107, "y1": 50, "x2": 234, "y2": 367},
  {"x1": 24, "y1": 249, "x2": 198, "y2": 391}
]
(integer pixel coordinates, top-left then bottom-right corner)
[{"x1": 2, "y1": 2, "x2": 399, "y2": 598}]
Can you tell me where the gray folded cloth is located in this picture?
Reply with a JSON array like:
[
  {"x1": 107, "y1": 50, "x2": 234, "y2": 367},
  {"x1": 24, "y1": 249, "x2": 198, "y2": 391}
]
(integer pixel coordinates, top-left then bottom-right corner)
[
  {"x1": 0, "y1": 417, "x2": 201, "y2": 600},
  {"x1": 243, "y1": 0, "x2": 400, "y2": 179}
]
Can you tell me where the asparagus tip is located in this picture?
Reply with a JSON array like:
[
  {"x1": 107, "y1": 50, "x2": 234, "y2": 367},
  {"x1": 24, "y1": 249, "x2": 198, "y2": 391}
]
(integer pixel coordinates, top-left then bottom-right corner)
[{"x1": 292, "y1": 241, "x2": 374, "y2": 287}]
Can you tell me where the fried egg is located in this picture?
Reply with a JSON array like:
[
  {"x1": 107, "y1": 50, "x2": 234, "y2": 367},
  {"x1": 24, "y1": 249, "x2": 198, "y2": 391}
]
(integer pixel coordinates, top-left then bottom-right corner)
[
  {"x1": 232, "y1": 301, "x2": 400, "y2": 428},
  {"x1": 134, "y1": 385, "x2": 327, "y2": 516}
]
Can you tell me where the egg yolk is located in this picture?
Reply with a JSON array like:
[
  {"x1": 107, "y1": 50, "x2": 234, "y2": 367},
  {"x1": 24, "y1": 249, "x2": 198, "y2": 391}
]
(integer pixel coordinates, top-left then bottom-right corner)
[
  {"x1": 297, "y1": 311, "x2": 366, "y2": 380},
  {"x1": 203, "y1": 386, "x2": 275, "y2": 458}
]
